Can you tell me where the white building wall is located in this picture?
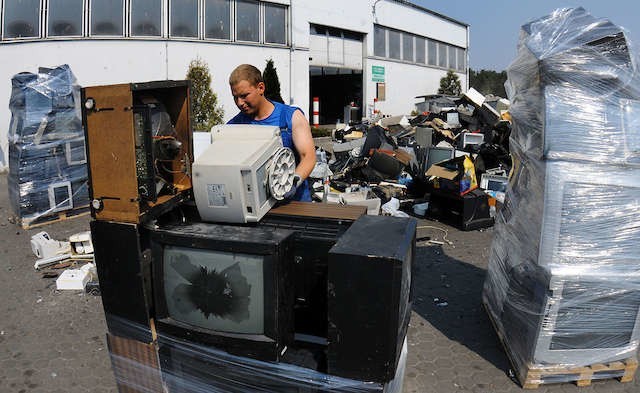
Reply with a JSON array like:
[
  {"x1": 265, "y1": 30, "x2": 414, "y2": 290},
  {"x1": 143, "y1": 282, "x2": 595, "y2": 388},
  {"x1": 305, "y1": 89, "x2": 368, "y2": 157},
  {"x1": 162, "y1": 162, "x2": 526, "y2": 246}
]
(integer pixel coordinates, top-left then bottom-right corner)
[
  {"x1": 368, "y1": 59, "x2": 455, "y2": 116},
  {"x1": 0, "y1": 0, "x2": 468, "y2": 169},
  {"x1": 0, "y1": 40, "x2": 291, "y2": 167}
]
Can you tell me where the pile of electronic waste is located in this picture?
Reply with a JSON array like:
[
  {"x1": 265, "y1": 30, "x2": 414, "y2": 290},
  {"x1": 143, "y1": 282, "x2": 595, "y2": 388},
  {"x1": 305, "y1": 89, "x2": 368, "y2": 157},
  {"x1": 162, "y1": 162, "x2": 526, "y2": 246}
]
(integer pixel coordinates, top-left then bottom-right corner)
[{"x1": 310, "y1": 87, "x2": 512, "y2": 231}]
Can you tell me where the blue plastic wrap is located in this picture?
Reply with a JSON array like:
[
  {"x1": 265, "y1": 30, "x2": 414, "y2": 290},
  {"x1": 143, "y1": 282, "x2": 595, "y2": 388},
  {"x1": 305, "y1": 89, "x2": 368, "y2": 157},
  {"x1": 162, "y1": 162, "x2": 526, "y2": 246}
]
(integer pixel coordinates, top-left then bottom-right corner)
[
  {"x1": 7, "y1": 64, "x2": 88, "y2": 226},
  {"x1": 483, "y1": 7, "x2": 640, "y2": 387}
]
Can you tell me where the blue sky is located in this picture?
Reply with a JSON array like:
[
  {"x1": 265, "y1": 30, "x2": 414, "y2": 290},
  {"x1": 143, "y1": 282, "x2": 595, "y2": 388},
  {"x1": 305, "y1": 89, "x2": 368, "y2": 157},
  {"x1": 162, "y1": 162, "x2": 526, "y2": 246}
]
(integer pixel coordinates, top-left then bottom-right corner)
[{"x1": 412, "y1": 1, "x2": 640, "y2": 71}]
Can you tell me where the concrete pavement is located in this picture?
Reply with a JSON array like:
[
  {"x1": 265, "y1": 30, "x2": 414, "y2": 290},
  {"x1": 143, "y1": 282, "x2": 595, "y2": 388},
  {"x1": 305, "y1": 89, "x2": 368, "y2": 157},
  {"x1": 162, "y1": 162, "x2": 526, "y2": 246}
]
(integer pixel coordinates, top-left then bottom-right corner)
[{"x1": 0, "y1": 173, "x2": 637, "y2": 393}]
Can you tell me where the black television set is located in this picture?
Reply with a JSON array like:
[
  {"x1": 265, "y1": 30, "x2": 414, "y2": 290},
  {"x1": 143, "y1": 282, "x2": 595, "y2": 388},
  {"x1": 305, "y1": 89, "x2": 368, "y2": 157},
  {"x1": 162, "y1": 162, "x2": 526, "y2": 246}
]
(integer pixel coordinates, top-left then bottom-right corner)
[
  {"x1": 327, "y1": 215, "x2": 416, "y2": 383},
  {"x1": 150, "y1": 221, "x2": 295, "y2": 361}
]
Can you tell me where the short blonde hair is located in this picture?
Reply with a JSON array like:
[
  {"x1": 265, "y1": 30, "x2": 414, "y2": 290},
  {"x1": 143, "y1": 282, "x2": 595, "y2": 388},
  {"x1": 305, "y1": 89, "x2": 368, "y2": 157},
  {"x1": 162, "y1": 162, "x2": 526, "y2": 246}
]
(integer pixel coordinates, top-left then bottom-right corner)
[{"x1": 229, "y1": 64, "x2": 263, "y2": 86}]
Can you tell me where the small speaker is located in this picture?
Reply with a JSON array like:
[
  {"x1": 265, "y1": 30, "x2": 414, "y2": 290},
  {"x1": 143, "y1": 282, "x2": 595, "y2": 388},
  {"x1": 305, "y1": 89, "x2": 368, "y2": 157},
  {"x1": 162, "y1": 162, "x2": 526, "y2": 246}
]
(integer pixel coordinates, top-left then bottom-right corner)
[{"x1": 327, "y1": 215, "x2": 416, "y2": 383}]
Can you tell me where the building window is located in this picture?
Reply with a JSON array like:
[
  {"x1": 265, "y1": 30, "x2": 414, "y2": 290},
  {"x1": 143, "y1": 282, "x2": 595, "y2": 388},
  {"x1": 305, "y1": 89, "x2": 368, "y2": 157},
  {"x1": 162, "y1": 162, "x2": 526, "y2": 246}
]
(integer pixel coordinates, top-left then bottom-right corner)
[
  {"x1": 0, "y1": 0, "x2": 291, "y2": 45},
  {"x1": 236, "y1": 0, "x2": 259, "y2": 42},
  {"x1": 131, "y1": 0, "x2": 161, "y2": 37},
  {"x1": 448, "y1": 44, "x2": 457, "y2": 69},
  {"x1": 4, "y1": 0, "x2": 40, "y2": 38},
  {"x1": 311, "y1": 25, "x2": 326, "y2": 36},
  {"x1": 264, "y1": 2, "x2": 285, "y2": 44},
  {"x1": 374, "y1": 25, "x2": 385, "y2": 57},
  {"x1": 456, "y1": 47, "x2": 466, "y2": 71},
  {"x1": 48, "y1": 0, "x2": 83, "y2": 37},
  {"x1": 205, "y1": 0, "x2": 230, "y2": 39},
  {"x1": 427, "y1": 39, "x2": 437, "y2": 66},
  {"x1": 171, "y1": 0, "x2": 198, "y2": 37},
  {"x1": 388, "y1": 29, "x2": 400, "y2": 60},
  {"x1": 402, "y1": 32, "x2": 413, "y2": 62},
  {"x1": 91, "y1": 0, "x2": 123, "y2": 36},
  {"x1": 437, "y1": 42, "x2": 447, "y2": 68},
  {"x1": 415, "y1": 36, "x2": 425, "y2": 64}
]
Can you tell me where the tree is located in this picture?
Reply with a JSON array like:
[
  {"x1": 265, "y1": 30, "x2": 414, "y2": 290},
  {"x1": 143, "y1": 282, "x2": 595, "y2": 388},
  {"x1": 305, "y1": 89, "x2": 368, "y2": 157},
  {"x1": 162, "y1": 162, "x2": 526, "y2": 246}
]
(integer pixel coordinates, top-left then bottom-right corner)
[
  {"x1": 262, "y1": 58, "x2": 284, "y2": 103},
  {"x1": 469, "y1": 69, "x2": 507, "y2": 97},
  {"x1": 186, "y1": 58, "x2": 224, "y2": 131},
  {"x1": 438, "y1": 70, "x2": 462, "y2": 96}
]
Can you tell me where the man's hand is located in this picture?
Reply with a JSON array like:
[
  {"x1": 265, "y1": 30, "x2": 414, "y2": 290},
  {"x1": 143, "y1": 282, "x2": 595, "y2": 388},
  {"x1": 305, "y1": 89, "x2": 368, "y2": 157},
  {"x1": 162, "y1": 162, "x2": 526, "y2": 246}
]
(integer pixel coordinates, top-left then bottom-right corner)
[{"x1": 283, "y1": 173, "x2": 302, "y2": 199}]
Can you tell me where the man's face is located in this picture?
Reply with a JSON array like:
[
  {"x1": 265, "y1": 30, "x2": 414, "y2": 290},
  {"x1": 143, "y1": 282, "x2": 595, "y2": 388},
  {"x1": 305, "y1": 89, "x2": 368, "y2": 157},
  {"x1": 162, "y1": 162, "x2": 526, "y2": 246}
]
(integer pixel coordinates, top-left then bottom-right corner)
[{"x1": 230, "y1": 80, "x2": 265, "y2": 117}]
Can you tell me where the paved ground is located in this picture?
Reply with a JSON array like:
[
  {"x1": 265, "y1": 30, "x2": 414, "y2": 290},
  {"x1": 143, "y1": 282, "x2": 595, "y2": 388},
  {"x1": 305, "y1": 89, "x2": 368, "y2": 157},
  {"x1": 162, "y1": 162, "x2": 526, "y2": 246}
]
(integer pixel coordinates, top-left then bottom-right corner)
[{"x1": 1, "y1": 172, "x2": 638, "y2": 393}]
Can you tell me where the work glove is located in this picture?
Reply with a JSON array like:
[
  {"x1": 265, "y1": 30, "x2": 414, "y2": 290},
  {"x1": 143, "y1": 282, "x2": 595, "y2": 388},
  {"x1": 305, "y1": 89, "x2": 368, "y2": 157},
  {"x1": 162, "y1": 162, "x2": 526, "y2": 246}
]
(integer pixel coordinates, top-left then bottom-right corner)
[{"x1": 283, "y1": 173, "x2": 302, "y2": 199}]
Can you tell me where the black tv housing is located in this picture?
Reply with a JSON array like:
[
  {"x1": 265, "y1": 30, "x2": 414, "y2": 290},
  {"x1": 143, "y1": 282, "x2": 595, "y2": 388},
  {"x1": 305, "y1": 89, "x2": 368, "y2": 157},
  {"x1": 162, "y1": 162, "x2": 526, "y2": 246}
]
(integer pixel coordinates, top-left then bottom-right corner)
[
  {"x1": 327, "y1": 215, "x2": 416, "y2": 383},
  {"x1": 150, "y1": 222, "x2": 295, "y2": 362}
]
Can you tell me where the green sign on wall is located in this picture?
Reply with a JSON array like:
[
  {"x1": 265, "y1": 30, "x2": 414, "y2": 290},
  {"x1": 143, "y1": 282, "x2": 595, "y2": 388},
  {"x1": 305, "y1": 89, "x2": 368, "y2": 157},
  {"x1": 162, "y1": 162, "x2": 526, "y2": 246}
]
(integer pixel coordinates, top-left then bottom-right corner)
[{"x1": 372, "y1": 65, "x2": 385, "y2": 82}]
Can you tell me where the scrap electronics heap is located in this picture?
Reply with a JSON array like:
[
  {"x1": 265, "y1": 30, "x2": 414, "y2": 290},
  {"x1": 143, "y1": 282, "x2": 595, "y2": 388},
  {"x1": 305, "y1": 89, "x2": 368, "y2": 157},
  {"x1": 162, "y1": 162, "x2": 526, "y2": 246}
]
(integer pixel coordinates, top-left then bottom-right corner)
[
  {"x1": 82, "y1": 81, "x2": 415, "y2": 392},
  {"x1": 483, "y1": 7, "x2": 640, "y2": 388}
]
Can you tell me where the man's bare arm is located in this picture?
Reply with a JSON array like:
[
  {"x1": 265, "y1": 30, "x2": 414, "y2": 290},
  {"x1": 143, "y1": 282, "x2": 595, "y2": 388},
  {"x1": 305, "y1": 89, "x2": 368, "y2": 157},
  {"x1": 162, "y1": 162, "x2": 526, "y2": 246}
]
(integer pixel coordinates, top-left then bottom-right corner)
[{"x1": 290, "y1": 109, "x2": 316, "y2": 181}]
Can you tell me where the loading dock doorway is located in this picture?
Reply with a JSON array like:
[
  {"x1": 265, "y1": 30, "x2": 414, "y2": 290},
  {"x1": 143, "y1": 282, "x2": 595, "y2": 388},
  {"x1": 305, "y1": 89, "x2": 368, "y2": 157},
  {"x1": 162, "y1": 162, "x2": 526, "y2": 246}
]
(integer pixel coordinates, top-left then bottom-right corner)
[
  {"x1": 308, "y1": 24, "x2": 364, "y2": 125},
  {"x1": 310, "y1": 66, "x2": 363, "y2": 125}
]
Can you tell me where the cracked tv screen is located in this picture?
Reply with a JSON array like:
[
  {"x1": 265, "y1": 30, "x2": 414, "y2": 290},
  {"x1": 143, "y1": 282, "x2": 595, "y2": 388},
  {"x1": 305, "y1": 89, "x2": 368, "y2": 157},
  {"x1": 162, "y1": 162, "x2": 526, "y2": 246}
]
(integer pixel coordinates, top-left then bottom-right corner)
[{"x1": 163, "y1": 245, "x2": 265, "y2": 334}]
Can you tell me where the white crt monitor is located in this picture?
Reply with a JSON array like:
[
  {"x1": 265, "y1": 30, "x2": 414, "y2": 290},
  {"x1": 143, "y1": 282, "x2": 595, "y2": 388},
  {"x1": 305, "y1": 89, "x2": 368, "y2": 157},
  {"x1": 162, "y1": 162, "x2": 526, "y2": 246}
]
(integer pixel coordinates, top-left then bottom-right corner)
[{"x1": 193, "y1": 125, "x2": 295, "y2": 223}]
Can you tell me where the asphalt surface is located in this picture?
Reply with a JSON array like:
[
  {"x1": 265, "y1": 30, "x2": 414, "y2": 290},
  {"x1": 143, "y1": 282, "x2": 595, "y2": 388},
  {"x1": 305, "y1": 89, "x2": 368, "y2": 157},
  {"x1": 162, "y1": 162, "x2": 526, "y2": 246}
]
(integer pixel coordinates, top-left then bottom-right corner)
[{"x1": 1, "y1": 172, "x2": 638, "y2": 393}]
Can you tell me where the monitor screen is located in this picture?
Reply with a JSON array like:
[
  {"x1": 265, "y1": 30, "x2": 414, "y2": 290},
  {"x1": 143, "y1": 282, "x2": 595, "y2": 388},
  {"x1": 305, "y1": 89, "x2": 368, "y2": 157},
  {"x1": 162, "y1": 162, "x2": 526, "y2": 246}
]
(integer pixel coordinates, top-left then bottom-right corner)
[
  {"x1": 556, "y1": 183, "x2": 640, "y2": 266},
  {"x1": 163, "y1": 245, "x2": 265, "y2": 335},
  {"x1": 487, "y1": 179, "x2": 507, "y2": 193},
  {"x1": 549, "y1": 280, "x2": 640, "y2": 350},
  {"x1": 426, "y1": 147, "x2": 454, "y2": 168}
]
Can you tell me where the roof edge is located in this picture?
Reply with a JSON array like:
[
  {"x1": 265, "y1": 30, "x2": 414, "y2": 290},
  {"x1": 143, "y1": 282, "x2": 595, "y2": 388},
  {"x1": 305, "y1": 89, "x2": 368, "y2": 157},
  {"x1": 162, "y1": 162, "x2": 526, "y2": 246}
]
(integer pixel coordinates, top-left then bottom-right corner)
[{"x1": 389, "y1": 0, "x2": 469, "y2": 28}]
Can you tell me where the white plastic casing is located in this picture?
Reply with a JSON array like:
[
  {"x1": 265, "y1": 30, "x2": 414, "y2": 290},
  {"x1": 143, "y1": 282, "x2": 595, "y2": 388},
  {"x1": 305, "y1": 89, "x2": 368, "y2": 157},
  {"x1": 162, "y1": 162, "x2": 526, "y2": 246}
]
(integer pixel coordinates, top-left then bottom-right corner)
[
  {"x1": 56, "y1": 269, "x2": 91, "y2": 290},
  {"x1": 193, "y1": 125, "x2": 295, "y2": 223},
  {"x1": 69, "y1": 231, "x2": 94, "y2": 254},
  {"x1": 30, "y1": 231, "x2": 71, "y2": 259}
]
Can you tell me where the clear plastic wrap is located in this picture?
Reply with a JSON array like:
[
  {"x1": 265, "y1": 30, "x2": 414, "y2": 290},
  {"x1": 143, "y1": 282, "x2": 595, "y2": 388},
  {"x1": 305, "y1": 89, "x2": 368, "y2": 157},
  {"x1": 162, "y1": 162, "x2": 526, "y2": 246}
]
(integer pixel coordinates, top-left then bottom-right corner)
[
  {"x1": 505, "y1": 7, "x2": 640, "y2": 163},
  {"x1": 483, "y1": 7, "x2": 640, "y2": 386},
  {"x1": 7, "y1": 64, "x2": 88, "y2": 226},
  {"x1": 105, "y1": 316, "x2": 407, "y2": 393}
]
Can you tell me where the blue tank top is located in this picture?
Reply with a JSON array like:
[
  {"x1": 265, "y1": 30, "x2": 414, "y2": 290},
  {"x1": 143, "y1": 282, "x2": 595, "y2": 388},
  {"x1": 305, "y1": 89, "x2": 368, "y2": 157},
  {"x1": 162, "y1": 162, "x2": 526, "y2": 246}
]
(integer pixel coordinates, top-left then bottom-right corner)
[{"x1": 228, "y1": 101, "x2": 312, "y2": 201}]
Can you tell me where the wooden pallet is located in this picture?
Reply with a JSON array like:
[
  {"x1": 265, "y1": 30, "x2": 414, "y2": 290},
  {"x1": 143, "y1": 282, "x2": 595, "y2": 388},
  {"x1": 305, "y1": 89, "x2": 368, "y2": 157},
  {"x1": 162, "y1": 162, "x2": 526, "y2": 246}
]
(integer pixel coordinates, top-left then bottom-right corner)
[
  {"x1": 482, "y1": 298, "x2": 638, "y2": 389},
  {"x1": 522, "y1": 358, "x2": 638, "y2": 389},
  {"x1": 19, "y1": 205, "x2": 90, "y2": 229}
]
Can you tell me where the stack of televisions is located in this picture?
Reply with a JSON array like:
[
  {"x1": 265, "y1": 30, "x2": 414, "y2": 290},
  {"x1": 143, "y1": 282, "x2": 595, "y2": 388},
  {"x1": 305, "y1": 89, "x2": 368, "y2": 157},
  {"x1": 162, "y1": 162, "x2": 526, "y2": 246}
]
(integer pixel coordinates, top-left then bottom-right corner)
[
  {"x1": 483, "y1": 8, "x2": 640, "y2": 388},
  {"x1": 82, "y1": 80, "x2": 416, "y2": 392},
  {"x1": 8, "y1": 65, "x2": 88, "y2": 227}
]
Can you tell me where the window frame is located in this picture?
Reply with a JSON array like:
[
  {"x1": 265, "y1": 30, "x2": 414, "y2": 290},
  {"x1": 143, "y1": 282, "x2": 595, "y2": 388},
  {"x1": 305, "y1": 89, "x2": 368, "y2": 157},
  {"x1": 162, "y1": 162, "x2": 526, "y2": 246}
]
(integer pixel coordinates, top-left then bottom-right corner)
[
  {"x1": 373, "y1": 25, "x2": 466, "y2": 73},
  {"x1": 235, "y1": 0, "x2": 260, "y2": 43},
  {"x1": 387, "y1": 28, "x2": 401, "y2": 60},
  {"x1": 373, "y1": 24, "x2": 386, "y2": 58},
  {"x1": 3, "y1": 0, "x2": 41, "y2": 39},
  {"x1": 47, "y1": 0, "x2": 84, "y2": 38},
  {"x1": 456, "y1": 46, "x2": 466, "y2": 71},
  {"x1": 427, "y1": 39, "x2": 437, "y2": 66},
  {"x1": 89, "y1": 0, "x2": 125, "y2": 37},
  {"x1": 130, "y1": 0, "x2": 163, "y2": 38},
  {"x1": 263, "y1": 1, "x2": 286, "y2": 45},
  {"x1": 437, "y1": 42, "x2": 447, "y2": 68},
  {"x1": 448, "y1": 43, "x2": 457, "y2": 70},
  {"x1": 0, "y1": 0, "x2": 291, "y2": 47},
  {"x1": 204, "y1": 0, "x2": 232, "y2": 41},
  {"x1": 415, "y1": 36, "x2": 425, "y2": 64},
  {"x1": 169, "y1": 0, "x2": 199, "y2": 38},
  {"x1": 402, "y1": 32, "x2": 413, "y2": 62}
]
